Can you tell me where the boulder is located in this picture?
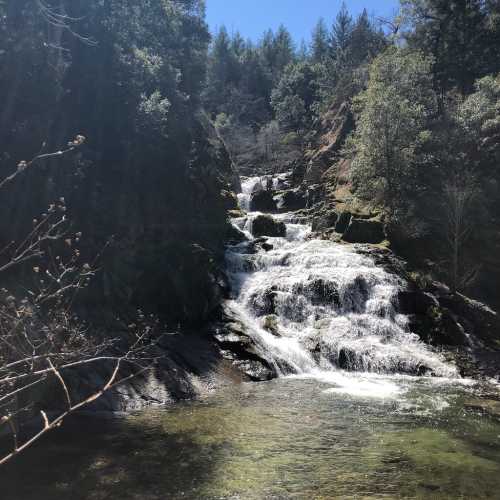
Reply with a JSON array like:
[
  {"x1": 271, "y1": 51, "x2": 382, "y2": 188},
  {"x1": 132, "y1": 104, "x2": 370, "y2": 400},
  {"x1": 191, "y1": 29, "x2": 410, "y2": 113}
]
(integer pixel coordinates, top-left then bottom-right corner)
[
  {"x1": 438, "y1": 293, "x2": 500, "y2": 345},
  {"x1": 397, "y1": 290, "x2": 440, "y2": 315},
  {"x1": 220, "y1": 189, "x2": 239, "y2": 211},
  {"x1": 335, "y1": 211, "x2": 352, "y2": 234},
  {"x1": 262, "y1": 315, "x2": 281, "y2": 336},
  {"x1": 312, "y1": 211, "x2": 338, "y2": 232},
  {"x1": 342, "y1": 218, "x2": 385, "y2": 244},
  {"x1": 248, "y1": 286, "x2": 278, "y2": 316},
  {"x1": 294, "y1": 278, "x2": 340, "y2": 306},
  {"x1": 249, "y1": 189, "x2": 277, "y2": 212},
  {"x1": 306, "y1": 184, "x2": 324, "y2": 208},
  {"x1": 277, "y1": 188, "x2": 307, "y2": 211},
  {"x1": 261, "y1": 242, "x2": 274, "y2": 252},
  {"x1": 251, "y1": 215, "x2": 286, "y2": 238},
  {"x1": 464, "y1": 398, "x2": 500, "y2": 420},
  {"x1": 226, "y1": 223, "x2": 247, "y2": 245},
  {"x1": 232, "y1": 359, "x2": 274, "y2": 381}
]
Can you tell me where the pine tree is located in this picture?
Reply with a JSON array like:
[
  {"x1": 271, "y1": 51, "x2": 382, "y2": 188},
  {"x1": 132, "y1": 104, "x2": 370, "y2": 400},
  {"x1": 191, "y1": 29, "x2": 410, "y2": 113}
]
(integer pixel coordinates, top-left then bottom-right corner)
[
  {"x1": 311, "y1": 18, "x2": 330, "y2": 63},
  {"x1": 331, "y1": 2, "x2": 353, "y2": 64},
  {"x1": 349, "y1": 9, "x2": 382, "y2": 66},
  {"x1": 403, "y1": 0, "x2": 494, "y2": 93}
]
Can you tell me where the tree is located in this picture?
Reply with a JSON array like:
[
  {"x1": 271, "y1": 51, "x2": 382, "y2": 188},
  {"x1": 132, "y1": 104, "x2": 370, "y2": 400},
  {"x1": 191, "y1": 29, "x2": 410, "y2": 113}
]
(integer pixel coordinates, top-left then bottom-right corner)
[
  {"x1": 350, "y1": 48, "x2": 437, "y2": 211},
  {"x1": 205, "y1": 26, "x2": 238, "y2": 112},
  {"x1": 331, "y1": 2, "x2": 353, "y2": 66},
  {"x1": 349, "y1": 9, "x2": 386, "y2": 67},
  {"x1": 271, "y1": 62, "x2": 321, "y2": 133},
  {"x1": 0, "y1": 137, "x2": 157, "y2": 466},
  {"x1": 441, "y1": 174, "x2": 480, "y2": 293},
  {"x1": 273, "y1": 25, "x2": 296, "y2": 76},
  {"x1": 311, "y1": 18, "x2": 330, "y2": 63},
  {"x1": 402, "y1": 0, "x2": 498, "y2": 94}
]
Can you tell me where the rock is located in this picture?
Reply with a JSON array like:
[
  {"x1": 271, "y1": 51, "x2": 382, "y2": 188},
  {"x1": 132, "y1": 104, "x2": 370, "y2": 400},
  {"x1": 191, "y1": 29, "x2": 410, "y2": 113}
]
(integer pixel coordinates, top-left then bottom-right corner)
[
  {"x1": 438, "y1": 293, "x2": 500, "y2": 346},
  {"x1": 312, "y1": 211, "x2": 338, "y2": 232},
  {"x1": 262, "y1": 315, "x2": 281, "y2": 336},
  {"x1": 464, "y1": 398, "x2": 500, "y2": 420},
  {"x1": 342, "y1": 218, "x2": 385, "y2": 244},
  {"x1": 226, "y1": 223, "x2": 247, "y2": 244},
  {"x1": 398, "y1": 290, "x2": 440, "y2": 315},
  {"x1": 306, "y1": 184, "x2": 324, "y2": 208},
  {"x1": 409, "y1": 305, "x2": 470, "y2": 347},
  {"x1": 250, "y1": 189, "x2": 277, "y2": 212},
  {"x1": 248, "y1": 286, "x2": 278, "y2": 316},
  {"x1": 295, "y1": 278, "x2": 340, "y2": 306},
  {"x1": 232, "y1": 359, "x2": 274, "y2": 381},
  {"x1": 251, "y1": 215, "x2": 286, "y2": 238},
  {"x1": 277, "y1": 188, "x2": 307, "y2": 211},
  {"x1": 220, "y1": 189, "x2": 238, "y2": 211},
  {"x1": 261, "y1": 242, "x2": 274, "y2": 252},
  {"x1": 335, "y1": 211, "x2": 352, "y2": 234},
  {"x1": 228, "y1": 209, "x2": 245, "y2": 218}
]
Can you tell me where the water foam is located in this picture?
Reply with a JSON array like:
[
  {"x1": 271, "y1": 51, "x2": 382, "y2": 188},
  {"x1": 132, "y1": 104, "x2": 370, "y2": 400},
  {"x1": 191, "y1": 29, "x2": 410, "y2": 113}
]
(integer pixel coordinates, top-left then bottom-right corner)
[{"x1": 226, "y1": 176, "x2": 458, "y2": 397}]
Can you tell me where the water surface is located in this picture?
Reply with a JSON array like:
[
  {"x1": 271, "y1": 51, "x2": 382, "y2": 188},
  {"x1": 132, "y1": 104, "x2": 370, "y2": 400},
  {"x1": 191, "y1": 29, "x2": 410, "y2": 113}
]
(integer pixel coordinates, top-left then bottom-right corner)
[{"x1": 3, "y1": 376, "x2": 500, "y2": 499}]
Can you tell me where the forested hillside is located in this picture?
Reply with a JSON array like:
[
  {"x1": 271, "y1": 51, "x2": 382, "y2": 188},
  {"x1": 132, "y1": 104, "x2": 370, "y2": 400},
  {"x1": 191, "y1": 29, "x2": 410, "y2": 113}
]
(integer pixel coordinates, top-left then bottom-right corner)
[
  {"x1": 204, "y1": 0, "x2": 500, "y2": 308},
  {"x1": 0, "y1": 0, "x2": 239, "y2": 325}
]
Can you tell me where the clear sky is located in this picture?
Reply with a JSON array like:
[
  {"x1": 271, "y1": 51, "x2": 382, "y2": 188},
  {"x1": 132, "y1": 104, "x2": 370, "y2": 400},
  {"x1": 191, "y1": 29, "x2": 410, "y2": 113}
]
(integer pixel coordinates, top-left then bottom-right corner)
[{"x1": 205, "y1": 0, "x2": 400, "y2": 44}]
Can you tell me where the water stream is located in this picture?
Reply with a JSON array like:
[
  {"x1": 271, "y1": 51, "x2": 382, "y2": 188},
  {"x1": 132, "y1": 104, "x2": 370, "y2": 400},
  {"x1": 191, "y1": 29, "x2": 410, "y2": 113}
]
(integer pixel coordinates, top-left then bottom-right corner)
[
  {"x1": 228, "y1": 175, "x2": 457, "y2": 398},
  {"x1": 2, "y1": 174, "x2": 499, "y2": 499}
]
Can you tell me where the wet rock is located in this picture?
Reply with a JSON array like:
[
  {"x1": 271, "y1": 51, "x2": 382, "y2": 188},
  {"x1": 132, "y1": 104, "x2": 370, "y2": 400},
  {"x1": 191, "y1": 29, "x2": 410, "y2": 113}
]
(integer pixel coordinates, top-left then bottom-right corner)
[
  {"x1": 306, "y1": 184, "x2": 324, "y2": 208},
  {"x1": 409, "y1": 305, "x2": 470, "y2": 347},
  {"x1": 296, "y1": 278, "x2": 340, "y2": 306},
  {"x1": 226, "y1": 223, "x2": 247, "y2": 245},
  {"x1": 312, "y1": 211, "x2": 338, "y2": 232},
  {"x1": 251, "y1": 237, "x2": 273, "y2": 252},
  {"x1": 251, "y1": 215, "x2": 286, "y2": 238},
  {"x1": 277, "y1": 188, "x2": 307, "y2": 211},
  {"x1": 250, "y1": 189, "x2": 277, "y2": 212},
  {"x1": 214, "y1": 329, "x2": 253, "y2": 353},
  {"x1": 232, "y1": 359, "x2": 274, "y2": 381},
  {"x1": 398, "y1": 290, "x2": 440, "y2": 315},
  {"x1": 464, "y1": 398, "x2": 500, "y2": 420},
  {"x1": 338, "y1": 348, "x2": 356, "y2": 370},
  {"x1": 262, "y1": 315, "x2": 281, "y2": 336},
  {"x1": 248, "y1": 287, "x2": 278, "y2": 316},
  {"x1": 220, "y1": 189, "x2": 239, "y2": 211},
  {"x1": 438, "y1": 293, "x2": 500, "y2": 346},
  {"x1": 335, "y1": 211, "x2": 352, "y2": 234},
  {"x1": 342, "y1": 218, "x2": 385, "y2": 244},
  {"x1": 228, "y1": 209, "x2": 246, "y2": 218}
]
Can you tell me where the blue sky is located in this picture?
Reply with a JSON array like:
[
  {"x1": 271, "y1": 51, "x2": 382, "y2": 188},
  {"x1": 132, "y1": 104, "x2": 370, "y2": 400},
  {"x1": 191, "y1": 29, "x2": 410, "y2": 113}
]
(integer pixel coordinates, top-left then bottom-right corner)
[{"x1": 205, "y1": 0, "x2": 400, "y2": 44}]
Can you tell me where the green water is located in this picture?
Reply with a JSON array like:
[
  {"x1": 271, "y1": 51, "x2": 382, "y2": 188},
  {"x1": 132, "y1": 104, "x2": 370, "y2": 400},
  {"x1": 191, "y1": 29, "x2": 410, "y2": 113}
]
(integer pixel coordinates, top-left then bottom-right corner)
[{"x1": 2, "y1": 375, "x2": 500, "y2": 499}]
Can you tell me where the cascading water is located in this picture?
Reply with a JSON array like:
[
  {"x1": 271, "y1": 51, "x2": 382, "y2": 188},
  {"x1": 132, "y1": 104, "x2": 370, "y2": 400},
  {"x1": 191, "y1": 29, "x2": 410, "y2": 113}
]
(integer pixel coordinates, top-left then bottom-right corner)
[{"x1": 227, "y1": 175, "x2": 457, "y2": 396}]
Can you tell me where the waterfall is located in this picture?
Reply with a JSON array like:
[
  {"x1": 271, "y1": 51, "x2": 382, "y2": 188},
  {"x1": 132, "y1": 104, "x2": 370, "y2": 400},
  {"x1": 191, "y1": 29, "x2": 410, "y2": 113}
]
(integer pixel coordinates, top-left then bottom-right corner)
[{"x1": 226, "y1": 176, "x2": 457, "y2": 383}]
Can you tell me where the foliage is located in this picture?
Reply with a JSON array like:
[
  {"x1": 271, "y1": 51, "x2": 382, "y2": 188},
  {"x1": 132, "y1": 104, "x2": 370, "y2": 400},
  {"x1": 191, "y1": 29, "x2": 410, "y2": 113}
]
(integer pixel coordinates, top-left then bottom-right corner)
[
  {"x1": 402, "y1": 0, "x2": 500, "y2": 93},
  {"x1": 350, "y1": 47, "x2": 437, "y2": 211},
  {"x1": 271, "y1": 62, "x2": 321, "y2": 133}
]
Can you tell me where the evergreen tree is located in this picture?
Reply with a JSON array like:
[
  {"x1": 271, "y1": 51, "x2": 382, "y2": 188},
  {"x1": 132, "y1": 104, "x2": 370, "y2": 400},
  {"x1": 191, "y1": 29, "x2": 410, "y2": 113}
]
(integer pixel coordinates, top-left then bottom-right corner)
[
  {"x1": 274, "y1": 25, "x2": 295, "y2": 75},
  {"x1": 271, "y1": 61, "x2": 320, "y2": 132},
  {"x1": 205, "y1": 26, "x2": 238, "y2": 111},
  {"x1": 402, "y1": 0, "x2": 497, "y2": 93},
  {"x1": 311, "y1": 18, "x2": 330, "y2": 63},
  {"x1": 349, "y1": 9, "x2": 385, "y2": 66},
  {"x1": 331, "y1": 2, "x2": 353, "y2": 65}
]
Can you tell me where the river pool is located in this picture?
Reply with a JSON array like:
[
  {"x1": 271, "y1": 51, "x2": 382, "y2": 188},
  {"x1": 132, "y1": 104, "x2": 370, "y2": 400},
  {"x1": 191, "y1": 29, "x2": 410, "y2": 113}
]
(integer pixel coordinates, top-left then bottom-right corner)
[{"x1": 2, "y1": 374, "x2": 500, "y2": 499}]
